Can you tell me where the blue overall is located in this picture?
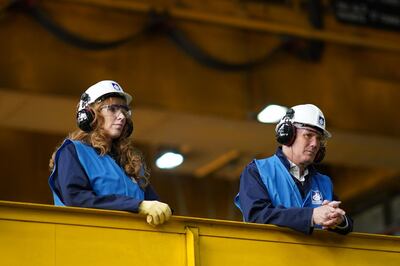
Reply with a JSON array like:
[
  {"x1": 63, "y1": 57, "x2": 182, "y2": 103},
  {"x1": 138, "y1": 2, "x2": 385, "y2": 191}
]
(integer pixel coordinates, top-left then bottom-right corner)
[
  {"x1": 235, "y1": 155, "x2": 333, "y2": 211},
  {"x1": 49, "y1": 139, "x2": 144, "y2": 206}
]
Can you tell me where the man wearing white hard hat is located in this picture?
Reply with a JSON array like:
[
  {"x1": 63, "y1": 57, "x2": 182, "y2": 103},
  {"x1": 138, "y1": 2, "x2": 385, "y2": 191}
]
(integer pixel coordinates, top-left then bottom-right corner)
[
  {"x1": 49, "y1": 80, "x2": 172, "y2": 226},
  {"x1": 235, "y1": 104, "x2": 353, "y2": 234}
]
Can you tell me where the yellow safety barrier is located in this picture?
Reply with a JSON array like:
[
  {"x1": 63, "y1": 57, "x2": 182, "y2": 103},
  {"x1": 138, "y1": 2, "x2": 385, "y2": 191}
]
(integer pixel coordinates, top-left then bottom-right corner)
[{"x1": 1, "y1": 200, "x2": 399, "y2": 266}]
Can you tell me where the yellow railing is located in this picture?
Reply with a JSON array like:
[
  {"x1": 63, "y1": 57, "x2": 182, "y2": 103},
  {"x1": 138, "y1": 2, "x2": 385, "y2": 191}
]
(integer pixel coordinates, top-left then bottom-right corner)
[{"x1": 1, "y1": 200, "x2": 399, "y2": 266}]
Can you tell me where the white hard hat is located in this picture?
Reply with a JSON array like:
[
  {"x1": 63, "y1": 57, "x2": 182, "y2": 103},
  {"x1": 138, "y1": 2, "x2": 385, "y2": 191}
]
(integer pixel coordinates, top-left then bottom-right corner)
[
  {"x1": 78, "y1": 80, "x2": 132, "y2": 111},
  {"x1": 276, "y1": 104, "x2": 331, "y2": 138}
]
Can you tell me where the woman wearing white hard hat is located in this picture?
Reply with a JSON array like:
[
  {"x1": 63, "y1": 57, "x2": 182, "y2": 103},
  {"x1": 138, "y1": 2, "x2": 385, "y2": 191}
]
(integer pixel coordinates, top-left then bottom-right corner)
[
  {"x1": 49, "y1": 80, "x2": 171, "y2": 226},
  {"x1": 235, "y1": 104, "x2": 353, "y2": 235}
]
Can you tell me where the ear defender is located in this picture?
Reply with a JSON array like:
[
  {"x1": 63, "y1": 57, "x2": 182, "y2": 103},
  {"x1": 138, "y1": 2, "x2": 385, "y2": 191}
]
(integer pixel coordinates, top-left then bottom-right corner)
[
  {"x1": 77, "y1": 108, "x2": 95, "y2": 132},
  {"x1": 76, "y1": 92, "x2": 95, "y2": 132},
  {"x1": 314, "y1": 145, "x2": 326, "y2": 164},
  {"x1": 276, "y1": 108, "x2": 296, "y2": 146},
  {"x1": 123, "y1": 118, "x2": 134, "y2": 138}
]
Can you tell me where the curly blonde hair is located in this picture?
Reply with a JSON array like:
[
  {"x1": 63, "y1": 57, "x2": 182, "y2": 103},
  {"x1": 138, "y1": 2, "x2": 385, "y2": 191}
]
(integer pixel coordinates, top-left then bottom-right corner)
[{"x1": 49, "y1": 97, "x2": 150, "y2": 189}]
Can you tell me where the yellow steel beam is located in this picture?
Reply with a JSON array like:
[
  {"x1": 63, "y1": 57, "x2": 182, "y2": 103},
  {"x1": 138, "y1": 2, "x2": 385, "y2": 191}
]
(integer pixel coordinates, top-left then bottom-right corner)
[
  {"x1": 185, "y1": 227, "x2": 200, "y2": 266},
  {"x1": 45, "y1": 0, "x2": 400, "y2": 52},
  {"x1": 1, "y1": 201, "x2": 400, "y2": 266}
]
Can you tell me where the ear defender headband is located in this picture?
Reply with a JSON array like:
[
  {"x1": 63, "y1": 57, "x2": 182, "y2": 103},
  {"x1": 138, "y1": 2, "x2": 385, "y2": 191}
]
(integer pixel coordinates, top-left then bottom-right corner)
[{"x1": 275, "y1": 108, "x2": 326, "y2": 163}]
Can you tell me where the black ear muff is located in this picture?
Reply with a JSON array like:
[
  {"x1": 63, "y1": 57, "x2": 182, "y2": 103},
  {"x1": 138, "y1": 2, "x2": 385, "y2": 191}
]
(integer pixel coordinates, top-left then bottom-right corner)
[
  {"x1": 276, "y1": 108, "x2": 296, "y2": 146},
  {"x1": 124, "y1": 118, "x2": 134, "y2": 138},
  {"x1": 314, "y1": 145, "x2": 326, "y2": 163},
  {"x1": 77, "y1": 108, "x2": 95, "y2": 132}
]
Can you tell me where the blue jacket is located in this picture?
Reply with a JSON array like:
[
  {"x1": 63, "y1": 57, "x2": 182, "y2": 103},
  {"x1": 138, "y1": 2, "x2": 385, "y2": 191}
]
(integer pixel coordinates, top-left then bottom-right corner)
[
  {"x1": 49, "y1": 139, "x2": 158, "y2": 212},
  {"x1": 254, "y1": 155, "x2": 333, "y2": 208},
  {"x1": 235, "y1": 148, "x2": 353, "y2": 235}
]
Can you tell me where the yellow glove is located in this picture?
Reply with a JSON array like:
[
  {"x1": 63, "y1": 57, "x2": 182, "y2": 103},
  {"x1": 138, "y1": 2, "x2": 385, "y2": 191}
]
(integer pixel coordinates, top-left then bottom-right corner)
[{"x1": 138, "y1": 200, "x2": 172, "y2": 226}]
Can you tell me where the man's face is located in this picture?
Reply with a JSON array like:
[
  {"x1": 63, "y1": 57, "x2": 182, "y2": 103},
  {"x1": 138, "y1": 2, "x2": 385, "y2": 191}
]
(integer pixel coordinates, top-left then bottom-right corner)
[{"x1": 289, "y1": 126, "x2": 325, "y2": 166}]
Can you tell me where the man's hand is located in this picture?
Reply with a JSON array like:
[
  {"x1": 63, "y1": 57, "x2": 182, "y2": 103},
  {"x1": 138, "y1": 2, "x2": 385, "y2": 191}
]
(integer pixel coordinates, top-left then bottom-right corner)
[
  {"x1": 138, "y1": 200, "x2": 172, "y2": 226},
  {"x1": 313, "y1": 200, "x2": 345, "y2": 229}
]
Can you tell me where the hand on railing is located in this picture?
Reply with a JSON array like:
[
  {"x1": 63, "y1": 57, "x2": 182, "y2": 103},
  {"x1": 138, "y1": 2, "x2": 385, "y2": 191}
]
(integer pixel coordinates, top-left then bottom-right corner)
[{"x1": 138, "y1": 200, "x2": 172, "y2": 226}]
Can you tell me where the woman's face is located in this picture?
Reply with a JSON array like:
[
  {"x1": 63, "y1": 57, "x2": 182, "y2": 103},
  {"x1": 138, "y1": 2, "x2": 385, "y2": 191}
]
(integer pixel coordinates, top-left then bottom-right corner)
[{"x1": 98, "y1": 97, "x2": 131, "y2": 141}]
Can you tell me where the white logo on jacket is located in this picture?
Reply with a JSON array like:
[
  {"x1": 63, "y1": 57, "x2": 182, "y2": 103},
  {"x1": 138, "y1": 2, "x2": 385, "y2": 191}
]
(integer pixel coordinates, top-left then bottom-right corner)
[{"x1": 311, "y1": 190, "x2": 323, "y2": 205}]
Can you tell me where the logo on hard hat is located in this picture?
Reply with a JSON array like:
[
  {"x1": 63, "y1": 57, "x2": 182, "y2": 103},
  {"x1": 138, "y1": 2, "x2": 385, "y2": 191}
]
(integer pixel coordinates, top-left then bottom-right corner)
[
  {"x1": 318, "y1": 116, "x2": 325, "y2": 127},
  {"x1": 112, "y1": 82, "x2": 122, "y2": 92}
]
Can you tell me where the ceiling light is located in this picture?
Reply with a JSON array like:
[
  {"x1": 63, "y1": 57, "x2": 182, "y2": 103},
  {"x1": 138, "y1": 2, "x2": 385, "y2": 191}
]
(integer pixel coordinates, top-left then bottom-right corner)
[
  {"x1": 155, "y1": 151, "x2": 184, "y2": 169},
  {"x1": 257, "y1": 104, "x2": 288, "y2": 123}
]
